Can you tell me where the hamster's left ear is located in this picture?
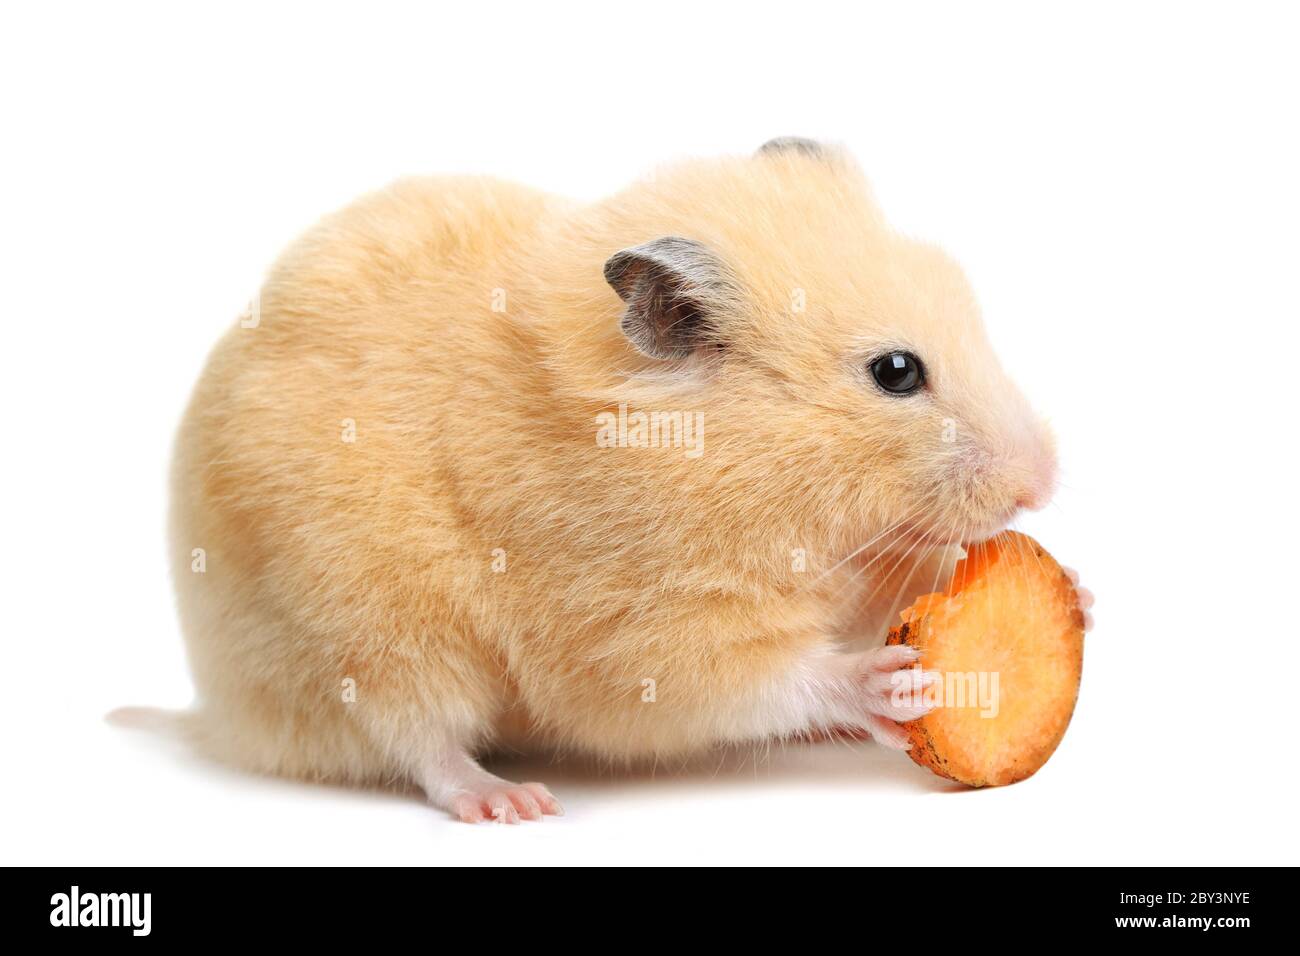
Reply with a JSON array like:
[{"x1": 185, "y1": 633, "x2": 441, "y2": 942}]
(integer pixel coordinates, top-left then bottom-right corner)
[
  {"x1": 756, "y1": 137, "x2": 853, "y2": 169},
  {"x1": 603, "y1": 236, "x2": 732, "y2": 360},
  {"x1": 756, "y1": 136, "x2": 827, "y2": 157}
]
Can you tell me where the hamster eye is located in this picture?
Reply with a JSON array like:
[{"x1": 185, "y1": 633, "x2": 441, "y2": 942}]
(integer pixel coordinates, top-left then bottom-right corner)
[{"x1": 870, "y1": 351, "x2": 925, "y2": 395}]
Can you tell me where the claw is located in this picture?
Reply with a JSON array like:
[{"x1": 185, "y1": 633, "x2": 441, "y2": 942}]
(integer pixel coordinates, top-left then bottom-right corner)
[
  {"x1": 1062, "y1": 567, "x2": 1095, "y2": 631},
  {"x1": 865, "y1": 713, "x2": 913, "y2": 751}
]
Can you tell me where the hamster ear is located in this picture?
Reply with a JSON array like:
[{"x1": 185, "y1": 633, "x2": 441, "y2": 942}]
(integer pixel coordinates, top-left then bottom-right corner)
[
  {"x1": 603, "y1": 236, "x2": 730, "y2": 360},
  {"x1": 757, "y1": 136, "x2": 827, "y2": 158}
]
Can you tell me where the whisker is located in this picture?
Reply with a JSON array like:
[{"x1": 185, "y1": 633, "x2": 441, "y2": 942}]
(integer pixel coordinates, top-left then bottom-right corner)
[{"x1": 802, "y1": 496, "x2": 932, "y2": 590}]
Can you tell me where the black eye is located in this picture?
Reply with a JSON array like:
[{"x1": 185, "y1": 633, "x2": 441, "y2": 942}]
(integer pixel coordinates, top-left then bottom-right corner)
[{"x1": 870, "y1": 351, "x2": 925, "y2": 395}]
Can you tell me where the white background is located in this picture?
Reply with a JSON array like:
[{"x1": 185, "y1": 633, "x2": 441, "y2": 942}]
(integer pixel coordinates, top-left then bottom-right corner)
[{"x1": 2, "y1": 1, "x2": 1297, "y2": 866}]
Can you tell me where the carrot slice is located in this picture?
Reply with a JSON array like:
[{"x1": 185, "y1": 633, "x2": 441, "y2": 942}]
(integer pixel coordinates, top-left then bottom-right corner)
[{"x1": 886, "y1": 531, "x2": 1085, "y2": 787}]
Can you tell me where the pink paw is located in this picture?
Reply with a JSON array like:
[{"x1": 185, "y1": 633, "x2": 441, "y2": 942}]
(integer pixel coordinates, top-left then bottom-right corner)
[
  {"x1": 1062, "y1": 566, "x2": 1095, "y2": 632},
  {"x1": 856, "y1": 645, "x2": 937, "y2": 752},
  {"x1": 450, "y1": 782, "x2": 564, "y2": 825}
]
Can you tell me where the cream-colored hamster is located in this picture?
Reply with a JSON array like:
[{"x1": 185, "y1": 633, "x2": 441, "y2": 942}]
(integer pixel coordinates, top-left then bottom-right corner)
[{"x1": 168, "y1": 138, "x2": 1062, "y2": 823}]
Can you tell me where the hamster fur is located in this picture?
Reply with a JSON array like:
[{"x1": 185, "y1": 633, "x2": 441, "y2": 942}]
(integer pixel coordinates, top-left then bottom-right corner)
[{"x1": 169, "y1": 139, "x2": 1058, "y2": 822}]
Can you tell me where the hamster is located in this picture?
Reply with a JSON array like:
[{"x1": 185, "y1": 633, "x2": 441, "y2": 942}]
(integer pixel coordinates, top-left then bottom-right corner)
[{"x1": 169, "y1": 137, "x2": 1064, "y2": 823}]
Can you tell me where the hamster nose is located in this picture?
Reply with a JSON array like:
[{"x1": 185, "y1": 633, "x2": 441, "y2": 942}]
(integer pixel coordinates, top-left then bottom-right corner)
[
  {"x1": 1014, "y1": 458, "x2": 1058, "y2": 512},
  {"x1": 1015, "y1": 487, "x2": 1050, "y2": 511}
]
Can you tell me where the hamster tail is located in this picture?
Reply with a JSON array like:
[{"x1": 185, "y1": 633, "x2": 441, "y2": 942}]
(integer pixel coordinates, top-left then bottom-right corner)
[{"x1": 106, "y1": 705, "x2": 196, "y2": 740}]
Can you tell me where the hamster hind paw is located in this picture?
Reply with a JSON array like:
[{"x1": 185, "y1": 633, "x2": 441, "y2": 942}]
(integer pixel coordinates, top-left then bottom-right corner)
[{"x1": 447, "y1": 781, "x2": 564, "y2": 825}]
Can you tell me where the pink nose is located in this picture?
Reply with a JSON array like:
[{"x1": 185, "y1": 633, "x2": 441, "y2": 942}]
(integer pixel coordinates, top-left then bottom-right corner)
[
  {"x1": 1016, "y1": 487, "x2": 1050, "y2": 511},
  {"x1": 1015, "y1": 460, "x2": 1057, "y2": 512}
]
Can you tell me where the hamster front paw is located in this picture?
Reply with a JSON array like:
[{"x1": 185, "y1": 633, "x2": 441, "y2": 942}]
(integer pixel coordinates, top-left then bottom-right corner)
[
  {"x1": 1062, "y1": 566, "x2": 1095, "y2": 632},
  {"x1": 855, "y1": 645, "x2": 936, "y2": 751}
]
